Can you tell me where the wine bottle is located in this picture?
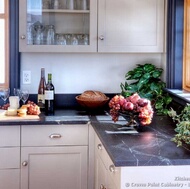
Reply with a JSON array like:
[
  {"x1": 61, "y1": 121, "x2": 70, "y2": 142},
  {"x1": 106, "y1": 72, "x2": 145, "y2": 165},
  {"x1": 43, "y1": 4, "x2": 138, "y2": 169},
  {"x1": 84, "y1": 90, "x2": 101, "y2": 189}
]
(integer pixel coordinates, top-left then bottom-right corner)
[
  {"x1": 45, "y1": 73, "x2": 55, "y2": 115},
  {"x1": 37, "y1": 68, "x2": 46, "y2": 110}
]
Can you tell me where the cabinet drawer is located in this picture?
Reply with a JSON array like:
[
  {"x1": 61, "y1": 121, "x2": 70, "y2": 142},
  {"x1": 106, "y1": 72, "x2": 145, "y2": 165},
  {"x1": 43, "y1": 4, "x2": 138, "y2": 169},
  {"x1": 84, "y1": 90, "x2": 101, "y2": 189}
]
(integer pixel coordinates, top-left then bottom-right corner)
[
  {"x1": 0, "y1": 169, "x2": 20, "y2": 189},
  {"x1": 21, "y1": 124, "x2": 89, "y2": 146},
  {"x1": 0, "y1": 147, "x2": 20, "y2": 169},
  {"x1": 0, "y1": 126, "x2": 20, "y2": 147}
]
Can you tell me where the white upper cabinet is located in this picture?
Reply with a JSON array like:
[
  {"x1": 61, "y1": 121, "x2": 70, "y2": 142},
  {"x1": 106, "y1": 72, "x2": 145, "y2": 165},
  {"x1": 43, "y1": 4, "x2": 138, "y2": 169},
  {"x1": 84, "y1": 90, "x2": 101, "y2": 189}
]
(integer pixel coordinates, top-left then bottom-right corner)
[
  {"x1": 98, "y1": 0, "x2": 165, "y2": 53},
  {"x1": 19, "y1": 0, "x2": 97, "y2": 52},
  {"x1": 19, "y1": 0, "x2": 165, "y2": 53}
]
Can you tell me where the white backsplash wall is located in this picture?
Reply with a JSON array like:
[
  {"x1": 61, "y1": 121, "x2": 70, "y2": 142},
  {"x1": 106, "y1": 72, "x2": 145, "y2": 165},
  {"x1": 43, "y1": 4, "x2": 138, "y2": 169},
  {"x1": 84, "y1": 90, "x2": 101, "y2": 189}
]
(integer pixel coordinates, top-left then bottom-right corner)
[{"x1": 20, "y1": 53, "x2": 165, "y2": 94}]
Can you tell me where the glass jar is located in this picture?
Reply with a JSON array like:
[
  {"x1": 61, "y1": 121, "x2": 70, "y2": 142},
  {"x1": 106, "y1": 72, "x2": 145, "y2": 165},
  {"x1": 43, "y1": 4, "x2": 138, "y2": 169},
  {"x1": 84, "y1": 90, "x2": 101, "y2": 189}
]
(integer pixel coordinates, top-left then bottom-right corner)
[
  {"x1": 34, "y1": 23, "x2": 44, "y2": 45},
  {"x1": 46, "y1": 25, "x2": 55, "y2": 45}
]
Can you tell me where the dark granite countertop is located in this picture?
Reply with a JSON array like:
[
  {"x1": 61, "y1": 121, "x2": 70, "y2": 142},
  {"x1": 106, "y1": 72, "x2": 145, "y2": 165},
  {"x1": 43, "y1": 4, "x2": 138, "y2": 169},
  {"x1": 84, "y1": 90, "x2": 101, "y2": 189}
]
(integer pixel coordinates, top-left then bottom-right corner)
[
  {"x1": 0, "y1": 109, "x2": 190, "y2": 167},
  {"x1": 0, "y1": 109, "x2": 90, "y2": 125},
  {"x1": 91, "y1": 115, "x2": 190, "y2": 167}
]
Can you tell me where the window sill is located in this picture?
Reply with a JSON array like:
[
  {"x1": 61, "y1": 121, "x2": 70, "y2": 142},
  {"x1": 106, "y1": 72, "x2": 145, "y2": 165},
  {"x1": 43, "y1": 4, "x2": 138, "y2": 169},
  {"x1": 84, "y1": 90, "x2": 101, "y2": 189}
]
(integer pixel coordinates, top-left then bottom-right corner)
[{"x1": 165, "y1": 88, "x2": 190, "y2": 106}]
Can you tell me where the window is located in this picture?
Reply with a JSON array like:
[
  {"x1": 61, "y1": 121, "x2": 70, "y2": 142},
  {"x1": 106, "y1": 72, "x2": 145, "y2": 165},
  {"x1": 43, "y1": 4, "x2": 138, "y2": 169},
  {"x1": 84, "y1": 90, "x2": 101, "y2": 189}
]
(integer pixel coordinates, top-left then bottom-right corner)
[{"x1": 0, "y1": 0, "x2": 9, "y2": 88}]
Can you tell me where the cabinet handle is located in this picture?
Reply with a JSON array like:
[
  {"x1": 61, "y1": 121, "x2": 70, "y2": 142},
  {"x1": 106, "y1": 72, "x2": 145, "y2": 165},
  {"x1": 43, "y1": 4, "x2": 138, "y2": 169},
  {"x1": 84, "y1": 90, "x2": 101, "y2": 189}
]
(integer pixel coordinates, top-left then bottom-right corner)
[
  {"x1": 99, "y1": 35, "x2": 104, "y2": 40},
  {"x1": 109, "y1": 164, "x2": 115, "y2": 173},
  {"x1": 21, "y1": 35, "x2": 26, "y2": 39},
  {"x1": 49, "y1": 133, "x2": 62, "y2": 139},
  {"x1": 97, "y1": 143, "x2": 102, "y2": 150},
  {"x1": 22, "y1": 161, "x2": 28, "y2": 166}
]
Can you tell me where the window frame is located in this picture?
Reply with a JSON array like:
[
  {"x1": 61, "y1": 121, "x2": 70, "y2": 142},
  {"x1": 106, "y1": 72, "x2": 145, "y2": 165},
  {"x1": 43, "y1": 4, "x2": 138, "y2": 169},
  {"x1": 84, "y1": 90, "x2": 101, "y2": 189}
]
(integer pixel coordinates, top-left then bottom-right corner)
[
  {"x1": 9, "y1": 0, "x2": 20, "y2": 95},
  {"x1": 166, "y1": 0, "x2": 184, "y2": 89},
  {"x1": 0, "y1": 0, "x2": 9, "y2": 88},
  {"x1": 183, "y1": 0, "x2": 190, "y2": 91}
]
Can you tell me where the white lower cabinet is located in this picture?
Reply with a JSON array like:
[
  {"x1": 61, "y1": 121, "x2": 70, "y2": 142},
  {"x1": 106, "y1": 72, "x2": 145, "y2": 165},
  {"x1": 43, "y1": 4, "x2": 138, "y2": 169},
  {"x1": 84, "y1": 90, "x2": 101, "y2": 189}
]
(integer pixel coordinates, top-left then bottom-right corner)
[
  {"x1": 21, "y1": 124, "x2": 89, "y2": 189},
  {"x1": 95, "y1": 133, "x2": 120, "y2": 189},
  {"x1": 0, "y1": 126, "x2": 20, "y2": 189}
]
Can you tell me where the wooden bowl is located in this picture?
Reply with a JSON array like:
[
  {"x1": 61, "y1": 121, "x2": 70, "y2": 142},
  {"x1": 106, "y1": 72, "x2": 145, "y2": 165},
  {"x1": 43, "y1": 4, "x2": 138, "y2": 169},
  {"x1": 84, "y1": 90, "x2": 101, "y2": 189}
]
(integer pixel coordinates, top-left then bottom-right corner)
[{"x1": 75, "y1": 96, "x2": 110, "y2": 109}]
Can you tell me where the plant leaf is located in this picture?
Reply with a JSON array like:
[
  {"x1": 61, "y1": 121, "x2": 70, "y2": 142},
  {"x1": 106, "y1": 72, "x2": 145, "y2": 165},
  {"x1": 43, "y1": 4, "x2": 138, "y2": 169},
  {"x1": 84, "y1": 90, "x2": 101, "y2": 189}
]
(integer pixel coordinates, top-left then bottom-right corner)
[{"x1": 143, "y1": 64, "x2": 155, "y2": 72}]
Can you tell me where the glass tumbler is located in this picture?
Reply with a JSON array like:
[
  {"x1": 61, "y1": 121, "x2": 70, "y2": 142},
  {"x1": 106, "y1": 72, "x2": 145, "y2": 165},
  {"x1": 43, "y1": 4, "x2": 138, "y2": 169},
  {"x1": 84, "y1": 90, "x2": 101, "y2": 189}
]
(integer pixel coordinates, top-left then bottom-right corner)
[
  {"x1": 71, "y1": 34, "x2": 78, "y2": 45},
  {"x1": 53, "y1": 0, "x2": 60, "y2": 9},
  {"x1": 83, "y1": 34, "x2": 89, "y2": 45},
  {"x1": 75, "y1": 0, "x2": 80, "y2": 9},
  {"x1": 27, "y1": 22, "x2": 34, "y2": 45},
  {"x1": 80, "y1": 0, "x2": 87, "y2": 10},
  {"x1": 42, "y1": 0, "x2": 50, "y2": 9},
  {"x1": 66, "y1": 0, "x2": 75, "y2": 9}
]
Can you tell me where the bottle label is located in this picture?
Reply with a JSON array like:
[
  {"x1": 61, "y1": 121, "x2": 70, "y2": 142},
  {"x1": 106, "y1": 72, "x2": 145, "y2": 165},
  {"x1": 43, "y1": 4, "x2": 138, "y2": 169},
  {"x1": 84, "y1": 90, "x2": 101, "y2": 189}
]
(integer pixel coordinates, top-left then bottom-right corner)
[
  {"x1": 45, "y1": 90, "x2": 54, "y2": 100},
  {"x1": 38, "y1": 94, "x2": 45, "y2": 104}
]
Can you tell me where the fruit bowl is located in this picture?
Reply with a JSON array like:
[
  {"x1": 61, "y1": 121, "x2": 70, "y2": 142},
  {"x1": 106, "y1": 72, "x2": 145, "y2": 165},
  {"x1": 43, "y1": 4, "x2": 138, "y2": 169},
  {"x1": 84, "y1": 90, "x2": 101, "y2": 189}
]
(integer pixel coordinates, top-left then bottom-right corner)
[{"x1": 75, "y1": 96, "x2": 109, "y2": 109}]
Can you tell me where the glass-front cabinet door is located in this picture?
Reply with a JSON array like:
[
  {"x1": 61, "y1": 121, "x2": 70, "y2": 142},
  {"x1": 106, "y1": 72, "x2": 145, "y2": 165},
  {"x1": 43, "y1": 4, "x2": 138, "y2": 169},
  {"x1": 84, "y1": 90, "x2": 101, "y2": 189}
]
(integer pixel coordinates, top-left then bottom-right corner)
[{"x1": 19, "y1": 0, "x2": 97, "y2": 52}]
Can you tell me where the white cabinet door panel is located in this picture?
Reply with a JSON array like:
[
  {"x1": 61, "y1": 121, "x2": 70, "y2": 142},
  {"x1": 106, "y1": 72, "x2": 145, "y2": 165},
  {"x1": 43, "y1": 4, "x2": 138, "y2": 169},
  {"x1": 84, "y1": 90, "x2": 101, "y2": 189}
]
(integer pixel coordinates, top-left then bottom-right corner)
[
  {"x1": 98, "y1": 0, "x2": 164, "y2": 52},
  {"x1": 21, "y1": 146, "x2": 88, "y2": 189}
]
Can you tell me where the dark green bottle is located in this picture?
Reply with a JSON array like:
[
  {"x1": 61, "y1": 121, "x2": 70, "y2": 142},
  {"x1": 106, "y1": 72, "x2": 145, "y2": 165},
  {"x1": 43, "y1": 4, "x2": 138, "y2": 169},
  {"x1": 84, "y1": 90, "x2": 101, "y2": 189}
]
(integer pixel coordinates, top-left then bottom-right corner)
[{"x1": 45, "y1": 73, "x2": 55, "y2": 115}]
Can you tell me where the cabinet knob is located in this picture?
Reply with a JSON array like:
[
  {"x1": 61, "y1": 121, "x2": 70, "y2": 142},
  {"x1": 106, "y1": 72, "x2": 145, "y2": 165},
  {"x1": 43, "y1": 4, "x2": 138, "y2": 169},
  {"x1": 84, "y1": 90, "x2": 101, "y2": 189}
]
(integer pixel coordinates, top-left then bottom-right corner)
[
  {"x1": 21, "y1": 35, "x2": 26, "y2": 39},
  {"x1": 99, "y1": 35, "x2": 104, "y2": 40},
  {"x1": 109, "y1": 164, "x2": 115, "y2": 172},
  {"x1": 97, "y1": 143, "x2": 102, "y2": 150},
  {"x1": 49, "y1": 133, "x2": 62, "y2": 139},
  {"x1": 22, "y1": 161, "x2": 28, "y2": 166}
]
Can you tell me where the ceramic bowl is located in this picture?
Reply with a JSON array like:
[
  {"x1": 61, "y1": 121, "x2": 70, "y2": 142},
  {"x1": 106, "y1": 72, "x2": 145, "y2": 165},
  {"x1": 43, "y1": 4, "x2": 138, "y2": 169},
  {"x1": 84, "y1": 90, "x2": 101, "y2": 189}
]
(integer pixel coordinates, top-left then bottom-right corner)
[{"x1": 75, "y1": 96, "x2": 109, "y2": 109}]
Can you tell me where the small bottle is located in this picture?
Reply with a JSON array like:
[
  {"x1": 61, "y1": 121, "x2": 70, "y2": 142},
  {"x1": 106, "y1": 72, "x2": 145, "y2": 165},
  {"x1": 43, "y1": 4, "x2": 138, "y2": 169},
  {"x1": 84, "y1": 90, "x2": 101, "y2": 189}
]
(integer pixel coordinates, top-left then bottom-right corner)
[
  {"x1": 37, "y1": 68, "x2": 46, "y2": 110},
  {"x1": 45, "y1": 73, "x2": 55, "y2": 115}
]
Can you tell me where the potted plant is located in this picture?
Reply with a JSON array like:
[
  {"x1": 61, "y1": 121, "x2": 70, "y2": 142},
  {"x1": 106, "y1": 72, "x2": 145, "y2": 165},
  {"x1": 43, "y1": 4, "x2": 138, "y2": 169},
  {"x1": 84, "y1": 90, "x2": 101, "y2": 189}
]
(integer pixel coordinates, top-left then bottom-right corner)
[
  {"x1": 168, "y1": 104, "x2": 190, "y2": 147},
  {"x1": 120, "y1": 63, "x2": 172, "y2": 115}
]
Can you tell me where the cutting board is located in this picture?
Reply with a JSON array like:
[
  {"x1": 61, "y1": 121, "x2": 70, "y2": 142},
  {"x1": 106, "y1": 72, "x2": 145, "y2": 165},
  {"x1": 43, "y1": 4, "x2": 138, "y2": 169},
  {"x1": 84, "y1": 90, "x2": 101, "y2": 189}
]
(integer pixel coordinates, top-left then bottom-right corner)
[{"x1": 0, "y1": 115, "x2": 40, "y2": 121}]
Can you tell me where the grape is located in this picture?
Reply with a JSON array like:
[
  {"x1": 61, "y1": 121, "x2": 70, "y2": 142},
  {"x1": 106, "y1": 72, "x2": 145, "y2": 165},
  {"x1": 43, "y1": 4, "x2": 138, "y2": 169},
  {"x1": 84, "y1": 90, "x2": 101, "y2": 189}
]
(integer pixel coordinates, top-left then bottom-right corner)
[
  {"x1": 0, "y1": 103, "x2": 10, "y2": 110},
  {"x1": 26, "y1": 101, "x2": 41, "y2": 115},
  {"x1": 109, "y1": 95, "x2": 125, "y2": 122},
  {"x1": 109, "y1": 93, "x2": 154, "y2": 125}
]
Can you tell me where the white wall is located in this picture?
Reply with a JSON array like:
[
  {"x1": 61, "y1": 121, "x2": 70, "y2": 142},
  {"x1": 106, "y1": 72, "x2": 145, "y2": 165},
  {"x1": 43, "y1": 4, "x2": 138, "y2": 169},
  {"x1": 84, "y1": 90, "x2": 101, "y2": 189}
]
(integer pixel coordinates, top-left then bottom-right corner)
[{"x1": 20, "y1": 53, "x2": 165, "y2": 94}]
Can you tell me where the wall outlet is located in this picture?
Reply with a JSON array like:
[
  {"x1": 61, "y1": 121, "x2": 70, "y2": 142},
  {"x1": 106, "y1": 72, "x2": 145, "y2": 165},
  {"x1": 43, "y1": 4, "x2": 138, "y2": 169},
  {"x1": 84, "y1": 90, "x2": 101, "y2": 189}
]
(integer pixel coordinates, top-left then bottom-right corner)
[{"x1": 23, "y1": 70, "x2": 31, "y2": 84}]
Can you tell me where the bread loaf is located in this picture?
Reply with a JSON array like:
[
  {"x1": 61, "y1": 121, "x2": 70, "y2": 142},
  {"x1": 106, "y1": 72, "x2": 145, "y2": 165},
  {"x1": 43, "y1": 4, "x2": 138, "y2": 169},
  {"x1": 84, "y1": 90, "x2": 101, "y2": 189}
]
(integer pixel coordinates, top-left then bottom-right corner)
[{"x1": 78, "y1": 90, "x2": 108, "y2": 101}]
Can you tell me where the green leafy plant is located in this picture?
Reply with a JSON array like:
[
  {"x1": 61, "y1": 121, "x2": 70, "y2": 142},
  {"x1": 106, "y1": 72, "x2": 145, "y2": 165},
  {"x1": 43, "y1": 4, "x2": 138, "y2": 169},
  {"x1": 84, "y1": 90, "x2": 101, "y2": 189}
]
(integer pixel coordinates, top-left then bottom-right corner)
[
  {"x1": 120, "y1": 63, "x2": 172, "y2": 115},
  {"x1": 168, "y1": 104, "x2": 190, "y2": 147}
]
